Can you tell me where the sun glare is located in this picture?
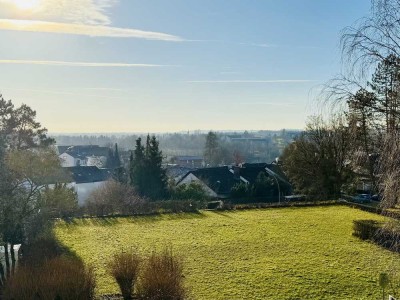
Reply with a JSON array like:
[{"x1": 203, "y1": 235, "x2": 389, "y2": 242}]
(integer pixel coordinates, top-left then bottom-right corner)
[{"x1": 13, "y1": 0, "x2": 41, "y2": 10}]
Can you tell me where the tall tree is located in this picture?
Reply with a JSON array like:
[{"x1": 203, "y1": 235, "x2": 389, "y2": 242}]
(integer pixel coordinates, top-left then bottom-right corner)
[
  {"x1": 129, "y1": 136, "x2": 167, "y2": 199},
  {"x1": 113, "y1": 143, "x2": 121, "y2": 168},
  {"x1": 282, "y1": 115, "x2": 354, "y2": 199},
  {"x1": 204, "y1": 131, "x2": 220, "y2": 166},
  {"x1": 0, "y1": 95, "x2": 55, "y2": 149},
  {"x1": 130, "y1": 138, "x2": 146, "y2": 195},
  {"x1": 347, "y1": 89, "x2": 378, "y2": 189},
  {"x1": 370, "y1": 54, "x2": 400, "y2": 132}
]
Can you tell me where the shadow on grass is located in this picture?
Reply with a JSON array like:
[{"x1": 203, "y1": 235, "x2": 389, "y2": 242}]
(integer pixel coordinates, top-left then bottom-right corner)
[
  {"x1": 60, "y1": 211, "x2": 208, "y2": 228},
  {"x1": 209, "y1": 210, "x2": 236, "y2": 218}
]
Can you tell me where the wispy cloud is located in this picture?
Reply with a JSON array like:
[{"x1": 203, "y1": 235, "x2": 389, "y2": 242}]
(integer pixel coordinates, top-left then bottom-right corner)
[
  {"x1": 0, "y1": 19, "x2": 183, "y2": 40},
  {"x1": 2, "y1": 87, "x2": 130, "y2": 100},
  {"x1": 238, "y1": 101, "x2": 297, "y2": 107},
  {"x1": 187, "y1": 80, "x2": 315, "y2": 83},
  {"x1": 0, "y1": 59, "x2": 173, "y2": 67},
  {"x1": 0, "y1": 0, "x2": 118, "y2": 25}
]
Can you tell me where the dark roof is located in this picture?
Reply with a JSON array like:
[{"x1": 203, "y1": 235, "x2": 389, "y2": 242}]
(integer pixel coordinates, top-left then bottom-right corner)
[
  {"x1": 235, "y1": 163, "x2": 292, "y2": 189},
  {"x1": 184, "y1": 166, "x2": 240, "y2": 196},
  {"x1": 57, "y1": 145, "x2": 70, "y2": 155},
  {"x1": 65, "y1": 166, "x2": 112, "y2": 184},
  {"x1": 61, "y1": 145, "x2": 110, "y2": 159},
  {"x1": 174, "y1": 156, "x2": 203, "y2": 161},
  {"x1": 166, "y1": 165, "x2": 197, "y2": 180}
]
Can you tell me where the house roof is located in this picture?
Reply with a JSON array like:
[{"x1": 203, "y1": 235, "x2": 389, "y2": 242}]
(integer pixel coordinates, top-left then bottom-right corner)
[
  {"x1": 65, "y1": 166, "x2": 112, "y2": 184},
  {"x1": 180, "y1": 166, "x2": 240, "y2": 196},
  {"x1": 174, "y1": 156, "x2": 203, "y2": 161},
  {"x1": 59, "y1": 145, "x2": 110, "y2": 159}
]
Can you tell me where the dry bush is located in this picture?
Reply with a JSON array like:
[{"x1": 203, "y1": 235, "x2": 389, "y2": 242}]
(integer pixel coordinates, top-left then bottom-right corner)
[
  {"x1": 138, "y1": 248, "x2": 185, "y2": 300},
  {"x1": 108, "y1": 250, "x2": 141, "y2": 300},
  {"x1": 85, "y1": 180, "x2": 146, "y2": 216},
  {"x1": 4, "y1": 257, "x2": 96, "y2": 300},
  {"x1": 378, "y1": 133, "x2": 400, "y2": 209}
]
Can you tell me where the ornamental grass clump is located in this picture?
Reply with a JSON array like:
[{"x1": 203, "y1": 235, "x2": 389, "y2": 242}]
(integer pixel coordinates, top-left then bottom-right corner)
[
  {"x1": 108, "y1": 250, "x2": 141, "y2": 300},
  {"x1": 138, "y1": 248, "x2": 185, "y2": 300}
]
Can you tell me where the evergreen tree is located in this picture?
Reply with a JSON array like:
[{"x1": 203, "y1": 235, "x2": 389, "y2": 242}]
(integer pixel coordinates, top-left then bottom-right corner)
[
  {"x1": 204, "y1": 131, "x2": 220, "y2": 166},
  {"x1": 130, "y1": 138, "x2": 146, "y2": 195},
  {"x1": 129, "y1": 136, "x2": 168, "y2": 199},
  {"x1": 106, "y1": 148, "x2": 115, "y2": 169},
  {"x1": 145, "y1": 135, "x2": 168, "y2": 199},
  {"x1": 370, "y1": 54, "x2": 400, "y2": 132},
  {"x1": 113, "y1": 143, "x2": 121, "y2": 168}
]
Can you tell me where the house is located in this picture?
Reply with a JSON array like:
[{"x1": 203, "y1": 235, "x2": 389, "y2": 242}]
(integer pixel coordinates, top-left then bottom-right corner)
[
  {"x1": 178, "y1": 166, "x2": 240, "y2": 198},
  {"x1": 177, "y1": 163, "x2": 292, "y2": 200},
  {"x1": 57, "y1": 145, "x2": 110, "y2": 168},
  {"x1": 170, "y1": 156, "x2": 205, "y2": 168},
  {"x1": 47, "y1": 166, "x2": 112, "y2": 205},
  {"x1": 166, "y1": 165, "x2": 197, "y2": 182}
]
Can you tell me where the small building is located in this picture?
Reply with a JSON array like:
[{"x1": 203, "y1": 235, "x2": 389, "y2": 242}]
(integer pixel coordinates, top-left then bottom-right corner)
[
  {"x1": 170, "y1": 156, "x2": 205, "y2": 168},
  {"x1": 58, "y1": 145, "x2": 110, "y2": 168},
  {"x1": 47, "y1": 166, "x2": 112, "y2": 205},
  {"x1": 178, "y1": 166, "x2": 242, "y2": 198},
  {"x1": 177, "y1": 163, "x2": 292, "y2": 200}
]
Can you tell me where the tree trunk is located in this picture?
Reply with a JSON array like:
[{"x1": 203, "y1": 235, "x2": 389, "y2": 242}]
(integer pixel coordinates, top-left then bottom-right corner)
[
  {"x1": 10, "y1": 243, "x2": 16, "y2": 275},
  {"x1": 0, "y1": 260, "x2": 5, "y2": 287},
  {"x1": 4, "y1": 243, "x2": 10, "y2": 279}
]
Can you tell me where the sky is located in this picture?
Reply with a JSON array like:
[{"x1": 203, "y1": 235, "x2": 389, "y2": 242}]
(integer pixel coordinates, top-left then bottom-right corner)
[{"x1": 0, "y1": 0, "x2": 371, "y2": 133}]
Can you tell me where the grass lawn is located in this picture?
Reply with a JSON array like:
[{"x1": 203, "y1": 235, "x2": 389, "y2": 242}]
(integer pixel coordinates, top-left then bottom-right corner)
[{"x1": 55, "y1": 206, "x2": 400, "y2": 299}]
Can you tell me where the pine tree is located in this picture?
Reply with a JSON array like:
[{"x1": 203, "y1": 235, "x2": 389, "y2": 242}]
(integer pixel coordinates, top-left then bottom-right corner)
[
  {"x1": 370, "y1": 54, "x2": 400, "y2": 132},
  {"x1": 146, "y1": 135, "x2": 168, "y2": 199},
  {"x1": 130, "y1": 138, "x2": 146, "y2": 195},
  {"x1": 113, "y1": 143, "x2": 121, "y2": 168},
  {"x1": 129, "y1": 136, "x2": 168, "y2": 199},
  {"x1": 204, "y1": 131, "x2": 220, "y2": 166}
]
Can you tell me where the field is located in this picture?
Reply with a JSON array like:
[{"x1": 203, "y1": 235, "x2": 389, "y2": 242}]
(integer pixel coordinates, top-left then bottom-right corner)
[{"x1": 55, "y1": 206, "x2": 400, "y2": 299}]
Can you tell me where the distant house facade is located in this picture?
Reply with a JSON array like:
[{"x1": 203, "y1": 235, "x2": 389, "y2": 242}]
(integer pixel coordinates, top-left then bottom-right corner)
[
  {"x1": 48, "y1": 166, "x2": 112, "y2": 205},
  {"x1": 177, "y1": 163, "x2": 292, "y2": 200},
  {"x1": 170, "y1": 156, "x2": 205, "y2": 168},
  {"x1": 57, "y1": 145, "x2": 110, "y2": 168}
]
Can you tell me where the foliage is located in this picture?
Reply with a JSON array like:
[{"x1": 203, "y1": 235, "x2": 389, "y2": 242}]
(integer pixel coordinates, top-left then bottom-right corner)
[
  {"x1": 281, "y1": 115, "x2": 354, "y2": 199},
  {"x1": 129, "y1": 135, "x2": 168, "y2": 200},
  {"x1": 1, "y1": 148, "x2": 64, "y2": 244},
  {"x1": 0, "y1": 95, "x2": 55, "y2": 150},
  {"x1": 85, "y1": 180, "x2": 146, "y2": 216},
  {"x1": 353, "y1": 219, "x2": 383, "y2": 240},
  {"x1": 55, "y1": 206, "x2": 400, "y2": 299},
  {"x1": 252, "y1": 172, "x2": 276, "y2": 198},
  {"x1": 138, "y1": 248, "x2": 185, "y2": 300},
  {"x1": 171, "y1": 182, "x2": 209, "y2": 201},
  {"x1": 40, "y1": 183, "x2": 78, "y2": 218},
  {"x1": 4, "y1": 257, "x2": 96, "y2": 300},
  {"x1": 230, "y1": 182, "x2": 250, "y2": 199},
  {"x1": 108, "y1": 250, "x2": 141, "y2": 300}
]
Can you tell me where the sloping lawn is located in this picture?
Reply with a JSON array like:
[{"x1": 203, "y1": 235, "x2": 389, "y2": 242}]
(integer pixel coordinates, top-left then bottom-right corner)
[{"x1": 55, "y1": 206, "x2": 400, "y2": 299}]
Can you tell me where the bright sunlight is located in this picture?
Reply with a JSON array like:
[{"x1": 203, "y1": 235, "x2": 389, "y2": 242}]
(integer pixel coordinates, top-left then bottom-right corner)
[{"x1": 13, "y1": 0, "x2": 40, "y2": 10}]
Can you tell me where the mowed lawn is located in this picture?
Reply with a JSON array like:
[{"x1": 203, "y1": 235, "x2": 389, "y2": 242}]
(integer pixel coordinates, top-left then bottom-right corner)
[{"x1": 55, "y1": 206, "x2": 400, "y2": 299}]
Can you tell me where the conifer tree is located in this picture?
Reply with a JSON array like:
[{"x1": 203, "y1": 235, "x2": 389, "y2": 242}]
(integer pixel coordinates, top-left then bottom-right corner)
[
  {"x1": 113, "y1": 143, "x2": 121, "y2": 168},
  {"x1": 129, "y1": 136, "x2": 167, "y2": 199}
]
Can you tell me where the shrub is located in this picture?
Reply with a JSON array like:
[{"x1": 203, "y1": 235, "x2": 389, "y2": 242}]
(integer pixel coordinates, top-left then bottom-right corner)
[
  {"x1": 40, "y1": 183, "x2": 78, "y2": 218},
  {"x1": 138, "y1": 248, "x2": 186, "y2": 300},
  {"x1": 353, "y1": 220, "x2": 382, "y2": 240},
  {"x1": 4, "y1": 257, "x2": 96, "y2": 300},
  {"x1": 85, "y1": 180, "x2": 146, "y2": 216},
  {"x1": 108, "y1": 251, "x2": 141, "y2": 300},
  {"x1": 171, "y1": 182, "x2": 210, "y2": 202}
]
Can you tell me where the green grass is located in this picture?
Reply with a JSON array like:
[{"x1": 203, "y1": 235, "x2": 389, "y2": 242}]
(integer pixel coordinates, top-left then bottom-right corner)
[{"x1": 55, "y1": 206, "x2": 400, "y2": 299}]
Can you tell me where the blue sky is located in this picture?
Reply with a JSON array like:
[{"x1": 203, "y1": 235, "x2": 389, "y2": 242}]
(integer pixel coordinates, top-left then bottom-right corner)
[{"x1": 0, "y1": 0, "x2": 370, "y2": 133}]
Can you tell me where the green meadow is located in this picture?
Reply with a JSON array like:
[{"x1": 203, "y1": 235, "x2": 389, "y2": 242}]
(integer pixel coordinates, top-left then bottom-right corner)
[{"x1": 55, "y1": 206, "x2": 400, "y2": 299}]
